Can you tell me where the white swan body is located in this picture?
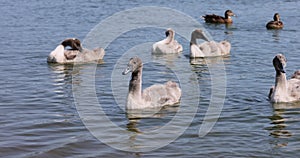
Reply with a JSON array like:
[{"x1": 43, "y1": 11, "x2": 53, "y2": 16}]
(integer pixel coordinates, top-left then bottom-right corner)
[
  {"x1": 152, "y1": 28, "x2": 183, "y2": 54},
  {"x1": 47, "y1": 38, "x2": 105, "y2": 64},
  {"x1": 269, "y1": 54, "x2": 300, "y2": 103},
  {"x1": 122, "y1": 57, "x2": 181, "y2": 109},
  {"x1": 190, "y1": 29, "x2": 231, "y2": 58}
]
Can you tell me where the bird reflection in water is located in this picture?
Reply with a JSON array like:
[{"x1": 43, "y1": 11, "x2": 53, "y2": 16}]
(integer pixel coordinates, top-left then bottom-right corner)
[
  {"x1": 267, "y1": 102, "x2": 300, "y2": 148},
  {"x1": 126, "y1": 105, "x2": 179, "y2": 133}
]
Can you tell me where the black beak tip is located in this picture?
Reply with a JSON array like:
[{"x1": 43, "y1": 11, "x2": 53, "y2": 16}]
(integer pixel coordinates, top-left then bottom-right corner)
[{"x1": 280, "y1": 69, "x2": 286, "y2": 73}]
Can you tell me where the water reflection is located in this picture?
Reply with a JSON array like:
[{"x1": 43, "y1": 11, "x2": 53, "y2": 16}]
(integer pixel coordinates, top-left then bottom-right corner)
[
  {"x1": 123, "y1": 105, "x2": 180, "y2": 151},
  {"x1": 268, "y1": 109, "x2": 291, "y2": 139},
  {"x1": 48, "y1": 62, "x2": 103, "y2": 86},
  {"x1": 272, "y1": 30, "x2": 280, "y2": 41},
  {"x1": 267, "y1": 29, "x2": 281, "y2": 42},
  {"x1": 126, "y1": 108, "x2": 166, "y2": 120},
  {"x1": 224, "y1": 23, "x2": 235, "y2": 35},
  {"x1": 48, "y1": 63, "x2": 74, "y2": 78},
  {"x1": 151, "y1": 53, "x2": 181, "y2": 67},
  {"x1": 204, "y1": 23, "x2": 233, "y2": 29},
  {"x1": 127, "y1": 119, "x2": 142, "y2": 133},
  {"x1": 48, "y1": 63, "x2": 75, "y2": 95},
  {"x1": 47, "y1": 63, "x2": 99, "y2": 98},
  {"x1": 272, "y1": 102, "x2": 300, "y2": 110},
  {"x1": 267, "y1": 102, "x2": 300, "y2": 148},
  {"x1": 126, "y1": 105, "x2": 179, "y2": 133},
  {"x1": 189, "y1": 56, "x2": 229, "y2": 82},
  {"x1": 189, "y1": 56, "x2": 230, "y2": 65}
]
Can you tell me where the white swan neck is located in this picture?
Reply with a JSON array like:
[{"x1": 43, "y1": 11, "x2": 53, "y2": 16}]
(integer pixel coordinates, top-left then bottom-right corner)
[
  {"x1": 165, "y1": 31, "x2": 174, "y2": 44},
  {"x1": 274, "y1": 71, "x2": 288, "y2": 96},
  {"x1": 275, "y1": 72, "x2": 287, "y2": 87}
]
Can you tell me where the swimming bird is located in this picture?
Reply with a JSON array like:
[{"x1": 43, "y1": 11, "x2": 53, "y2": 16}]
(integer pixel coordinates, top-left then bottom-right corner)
[
  {"x1": 122, "y1": 57, "x2": 181, "y2": 109},
  {"x1": 152, "y1": 28, "x2": 183, "y2": 54},
  {"x1": 291, "y1": 70, "x2": 300, "y2": 80},
  {"x1": 202, "y1": 10, "x2": 235, "y2": 24},
  {"x1": 266, "y1": 13, "x2": 283, "y2": 29},
  {"x1": 190, "y1": 29, "x2": 231, "y2": 58},
  {"x1": 268, "y1": 54, "x2": 300, "y2": 103},
  {"x1": 47, "y1": 38, "x2": 105, "y2": 64}
]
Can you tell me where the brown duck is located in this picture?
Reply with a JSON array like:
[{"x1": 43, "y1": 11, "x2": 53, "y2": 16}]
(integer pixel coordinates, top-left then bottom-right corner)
[
  {"x1": 266, "y1": 13, "x2": 283, "y2": 29},
  {"x1": 202, "y1": 10, "x2": 235, "y2": 24}
]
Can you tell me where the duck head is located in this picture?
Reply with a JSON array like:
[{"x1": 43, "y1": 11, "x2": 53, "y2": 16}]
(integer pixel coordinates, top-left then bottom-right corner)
[
  {"x1": 273, "y1": 54, "x2": 286, "y2": 73},
  {"x1": 273, "y1": 13, "x2": 281, "y2": 21},
  {"x1": 225, "y1": 10, "x2": 235, "y2": 18}
]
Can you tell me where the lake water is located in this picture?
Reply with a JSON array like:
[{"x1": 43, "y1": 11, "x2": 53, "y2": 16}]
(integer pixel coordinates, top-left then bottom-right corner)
[{"x1": 1, "y1": 0, "x2": 300, "y2": 157}]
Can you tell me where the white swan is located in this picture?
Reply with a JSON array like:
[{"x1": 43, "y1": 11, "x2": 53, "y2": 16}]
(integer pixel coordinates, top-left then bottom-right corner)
[
  {"x1": 152, "y1": 28, "x2": 183, "y2": 54},
  {"x1": 190, "y1": 29, "x2": 231, "y2": 58},
  {"x1": 47, "y1": 38, "x2": 105, "y2": 64},
  {"x1": 269, "y1": 54, "x2": 300, "y2": 103},
  {"x1": 122, "y1": 57, "x2": 182, "y2": 109}
]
